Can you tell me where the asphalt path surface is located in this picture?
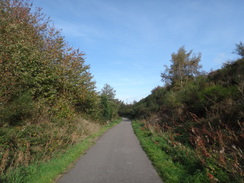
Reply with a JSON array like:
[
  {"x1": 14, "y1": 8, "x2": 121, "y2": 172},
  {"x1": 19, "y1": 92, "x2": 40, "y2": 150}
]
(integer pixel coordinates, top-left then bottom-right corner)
[{"x1": 58, "y1": 118, "x2": 163, "y2": 183}]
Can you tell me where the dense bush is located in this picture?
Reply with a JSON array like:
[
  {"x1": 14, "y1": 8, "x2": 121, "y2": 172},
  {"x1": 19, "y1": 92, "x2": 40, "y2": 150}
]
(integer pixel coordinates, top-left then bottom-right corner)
[{"x1": 0, "y1": 0, "x2": 99, "y2": 123}]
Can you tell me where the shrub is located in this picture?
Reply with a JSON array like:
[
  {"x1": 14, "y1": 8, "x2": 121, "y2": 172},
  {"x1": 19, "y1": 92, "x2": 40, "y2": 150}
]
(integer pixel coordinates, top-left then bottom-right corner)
[{"x1": 0, "y1": 92, "x2": 34, "y2": 126}]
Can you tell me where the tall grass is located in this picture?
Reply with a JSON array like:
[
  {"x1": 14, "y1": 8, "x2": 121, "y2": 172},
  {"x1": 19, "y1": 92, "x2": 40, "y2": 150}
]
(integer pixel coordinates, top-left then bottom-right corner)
[
  {"x1": 1, "y1": 119, "x2": 121, "y2": 183},
  {"x1": 132, "y1": 121, "x2": 209, "y2": 183}
]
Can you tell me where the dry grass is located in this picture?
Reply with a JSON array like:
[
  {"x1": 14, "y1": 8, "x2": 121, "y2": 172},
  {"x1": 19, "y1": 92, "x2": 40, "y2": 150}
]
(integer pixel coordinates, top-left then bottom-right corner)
[{"x1": 0, "y1": 116, "x2": 102, "y2": 178}]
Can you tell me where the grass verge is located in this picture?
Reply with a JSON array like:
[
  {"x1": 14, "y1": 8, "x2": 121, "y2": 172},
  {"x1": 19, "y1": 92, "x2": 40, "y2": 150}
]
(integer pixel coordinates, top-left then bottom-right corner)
[
  {"x1": 132, "y1": 121, "x2": 210, "y2": 183},
  {"x1": 1, "y1": 119, "x2": 121, "y2": 183}
]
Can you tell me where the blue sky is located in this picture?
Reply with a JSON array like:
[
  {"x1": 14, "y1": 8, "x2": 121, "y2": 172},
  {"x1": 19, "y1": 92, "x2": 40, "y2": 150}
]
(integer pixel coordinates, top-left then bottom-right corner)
[{"x1": 33, "y1": 0, "x2": 244, "y2": 103}]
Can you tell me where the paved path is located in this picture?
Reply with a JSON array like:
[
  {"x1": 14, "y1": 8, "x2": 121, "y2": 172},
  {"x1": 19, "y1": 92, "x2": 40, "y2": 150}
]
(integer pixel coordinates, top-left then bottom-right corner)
[{"x1": 58, "y1": 119, "x2": 163, "y2": 183}]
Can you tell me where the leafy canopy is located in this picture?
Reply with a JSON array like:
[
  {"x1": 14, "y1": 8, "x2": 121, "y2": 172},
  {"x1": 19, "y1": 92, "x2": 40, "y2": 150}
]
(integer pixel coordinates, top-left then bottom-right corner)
[
  {"x1": 100, "y1": 84, "x2": 116, "y2": 100},
  {"x1": 0, "y1": 0, "x2": 98, "y2": 124},
  {"x1": 161, "y1": 46, "x2": 202, "y2": 89},
  {"x1": 235, "y1": 42, "x2": 244, "y2": 58}
]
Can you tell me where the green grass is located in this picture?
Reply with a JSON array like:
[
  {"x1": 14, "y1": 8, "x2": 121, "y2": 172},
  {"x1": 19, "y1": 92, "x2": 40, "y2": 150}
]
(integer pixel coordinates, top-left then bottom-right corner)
[
  {"x1": 1, "y1": 119, "x2": 121, "y2": 183},
  {"x1": 132, "y1": 121, "x2": 209, "y2": 183}
]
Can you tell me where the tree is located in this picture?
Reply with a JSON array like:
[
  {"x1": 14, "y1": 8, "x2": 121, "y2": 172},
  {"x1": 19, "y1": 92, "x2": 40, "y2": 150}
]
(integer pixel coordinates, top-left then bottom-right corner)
[
  {"x1": 161, "y1": 46, "x2": 202, "y2": 89},
  {"x1": 99, "y1": 84, "x2": 118, "y2": 121},
  {"x1": 234, "y1": 42, "x2": 244, "y2": 58},
  {"x1": 0, "y1": 0, "x2": 97, "y2": 124},
  {"x1": 100, "y1": 84, "x2": 116, "y2": 99}
]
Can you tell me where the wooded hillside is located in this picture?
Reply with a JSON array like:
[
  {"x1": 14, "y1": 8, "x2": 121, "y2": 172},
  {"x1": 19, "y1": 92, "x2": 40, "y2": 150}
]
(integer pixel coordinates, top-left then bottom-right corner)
[{"x1": 120, "y1": 46, "x2": 244, "y2": 182}]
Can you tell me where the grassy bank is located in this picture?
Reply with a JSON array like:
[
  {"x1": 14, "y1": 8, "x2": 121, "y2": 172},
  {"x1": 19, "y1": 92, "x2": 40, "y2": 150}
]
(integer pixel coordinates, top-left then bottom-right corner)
[
  {"x1": 1, "y1": 119, "x2": 121, "y2": 183},
  {"x1": 132, "y1": 121, "x2": 239, "y2": 183}
]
